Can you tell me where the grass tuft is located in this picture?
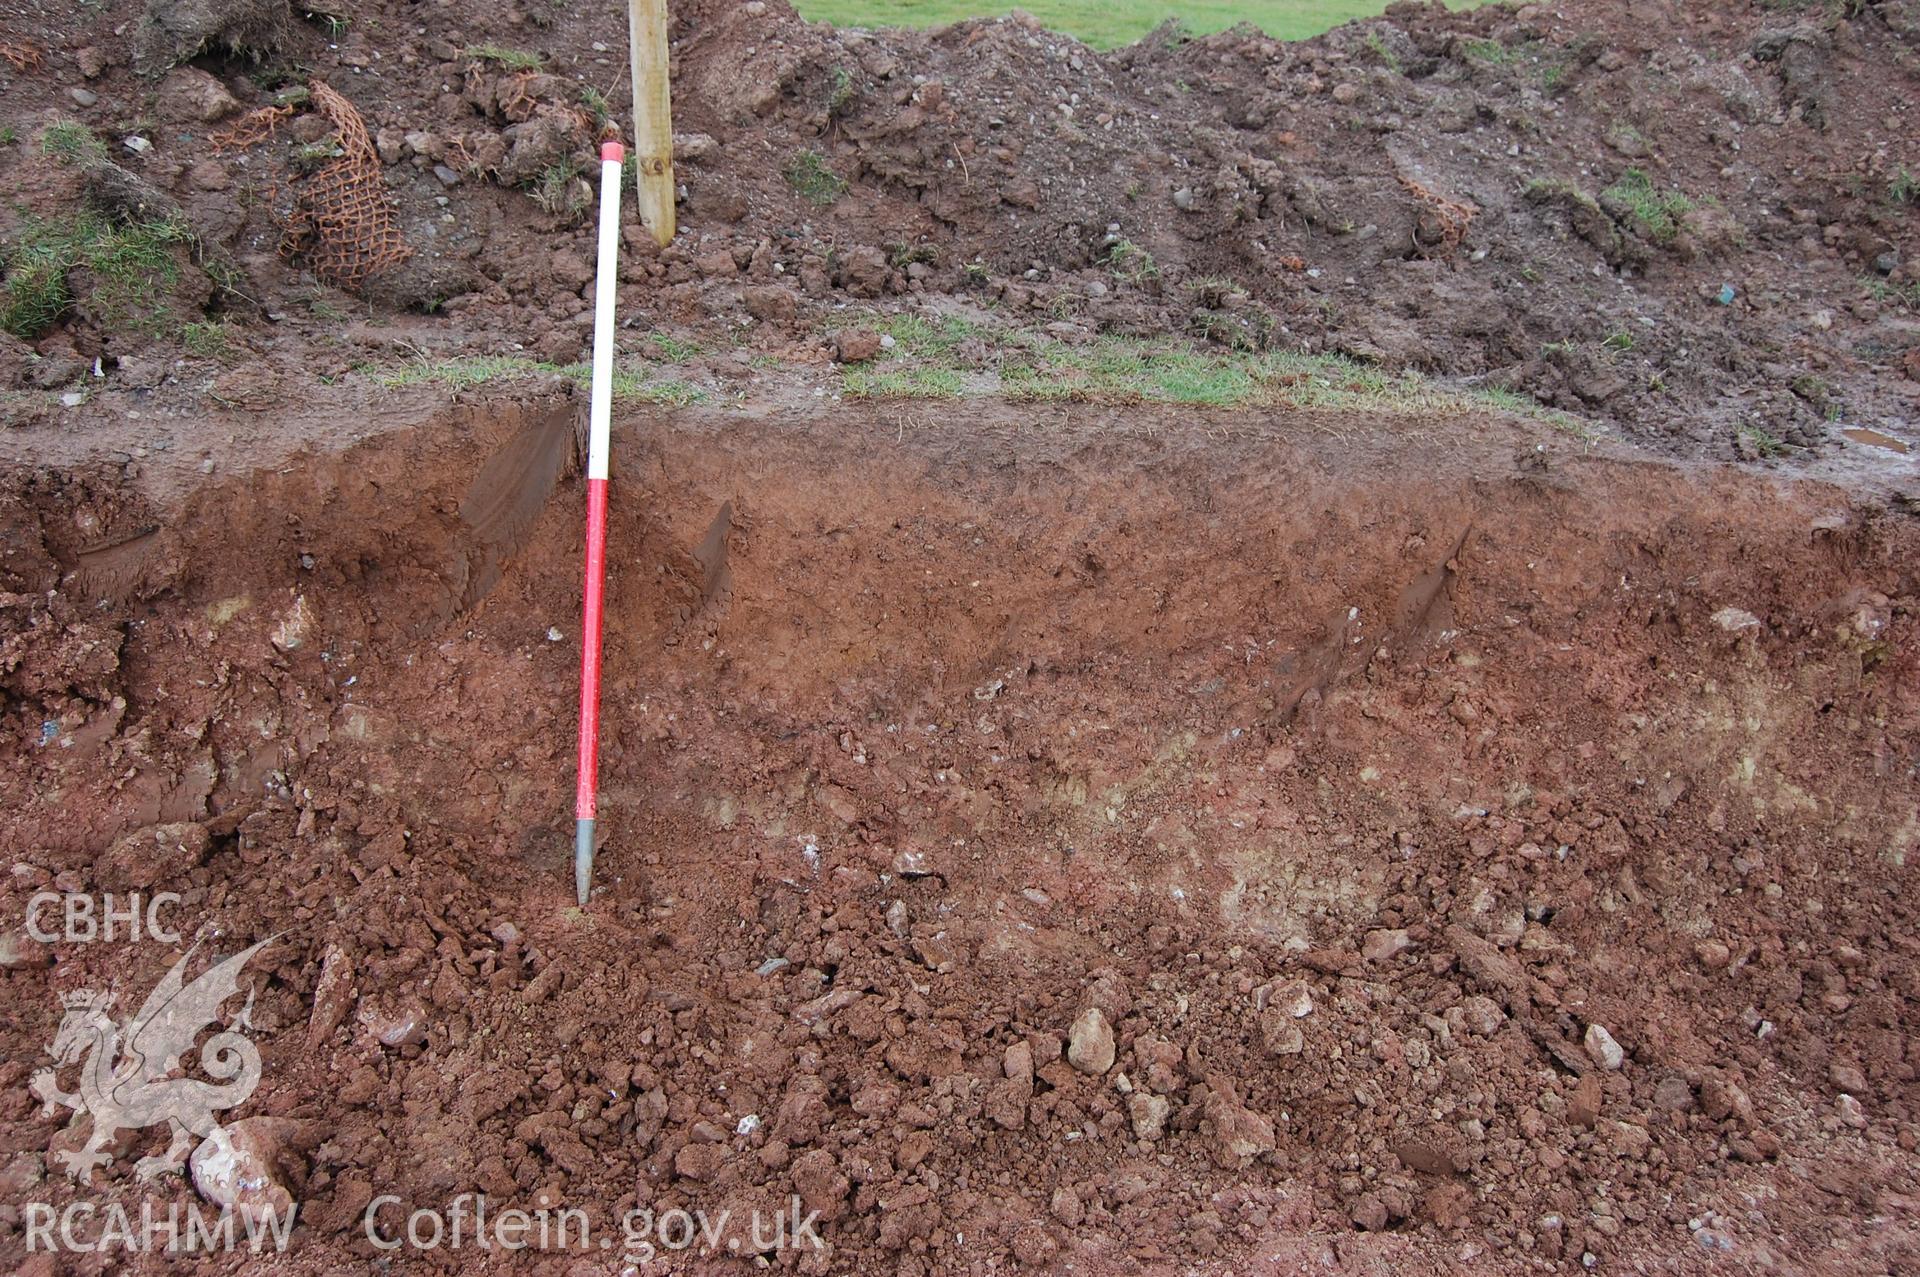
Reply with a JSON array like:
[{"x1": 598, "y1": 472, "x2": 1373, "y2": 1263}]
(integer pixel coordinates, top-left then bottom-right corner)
[
  {"x1": 1105, "y1": 239, "x2": 1159, "y2": 284},
  {"x1": 183, "y1": 320, "x2": 234, "y2": 360},
  {"x1": 843, "y1": 366, "x2": 966, "y2": 398},
  {"x1": 365, "y1": 354, "x2": 707, "y2": 405},
  {"x1": 1601, "y1": 168, "x2": 1693, "y2": 244},
  {"x1": 1890, "y1": 166, "x2": 1918, "y2": 207},
  {"x1": 529, "y1": 158, "x2": 591, "y2": 221},
  {"x1": 464, "y1": 43, "x2": 544, "y2": 70},
  {"x1": 786, "y1": 150, "x2": 847, "y2": 206},
  {"x1": 40, "y1": 119, "x2": 109, "y2": 167},
  {"x1": 2, "y1": 211, "x2": 191, "y2": 339}
]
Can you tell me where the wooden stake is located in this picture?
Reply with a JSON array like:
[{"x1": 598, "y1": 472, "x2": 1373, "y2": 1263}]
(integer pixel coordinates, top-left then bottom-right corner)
[{"x1": 627, "y1": 0, "x2": 675, "y2": 246}]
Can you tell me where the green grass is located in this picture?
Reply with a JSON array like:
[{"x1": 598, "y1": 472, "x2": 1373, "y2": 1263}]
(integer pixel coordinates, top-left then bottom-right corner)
[
  {"x1": 1461, "y1": 37, "x2": 1521, "y2": 63},
  {"x1": 1601, "y1": 168, "x2": 1693, "y2": 245},
  {"x1": 1864, "y1": 275, "x2": 1920, "y2": 312},
  {"x1": 529, "y1": 159, "x2": 591, "y2": 221},
  {"x1": 39, "y1": 119, "x2": 110, "y2": 167},
  {"x1": 1891, "y1": 166, "x2": 1918, "y2": 207},
  {"x1": 1739, "y1": 425, "x2": 1785, "y2": 458},
  {"x1": 365, "y1": 354, "x2": 707, "y2": 405},
  {"x1": 1105, "y1": 238, "x2": 1160, "y2": 284},
  {"x1": 2, "y1": 211, "x2": 191, "y2": 339},
  {"x1": 832, "y1": 312, "x2": 1590, "y2": 439},
  {"x1": 463, "y1": 43, "x2": 543, "y2": 70},
  {"x1": 879, "y1": 312, "x2": 981, "y2": 357},
  {"x1": 793, "y1": 0, "x2": 1479, "y2": 48},
  {"x1": 182, "y1": 320, "x2": 233, "y2": 360},
  {"x1": 647, "y1": 331, "x2": 703, "y2": 362},
  {"x1": 581, "y1": 85, "x2": 614, "y2": 131},
  {"x1": 786, "y1": 150, "x2": 847, "y2": 206}
]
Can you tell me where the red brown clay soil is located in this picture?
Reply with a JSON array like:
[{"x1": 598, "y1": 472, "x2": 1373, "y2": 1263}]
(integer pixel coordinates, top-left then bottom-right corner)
[
  {"x1": 2, "y1": 0, "x2": 1920, "y2": 1272},
  {"x1": 0, "y1": 391, "x2": 1918, "y2": 1274}
]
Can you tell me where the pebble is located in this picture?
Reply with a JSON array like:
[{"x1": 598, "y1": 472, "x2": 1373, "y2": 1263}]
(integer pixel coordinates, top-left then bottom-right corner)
[
  {"x1": 270, "y1": 595, "x2": 314, "y2": 653},
  {"x1": 1362, "y1": 928, "x2": 1411, "y2": 962},
  {"x1": 1128, "y1": 1091, "x2": 1170, "y2": 1140},
  {"x1": 0, "y1": 929, "x2": 51, "y2": 969},
  {"x1": 1584, "y1": 1023, "x2": 1625, "y2": 1071},
  {"x1": 69, "y1": 87, "x2": 98, "y2": 108},
  {"x1": 433, "y1": 164, "x2": 461, "y2": 187},
  {"x1": 1462, "y1": 995, "x2": 1504, "y2": 1036},
  {"x1": 1694, "y1": 940, "x2": 1731, "y2": 969},
  {"x1": 190, "y1": 1120, "x2": 301, "y2": 1229},
  {"x1": 1067, "y1": 1007, "x2": 1115, "y2": 1075},
  {"x1": 1837, "y1": 1094, "x2": 1867, "y2": 1128},
  {"x1": 1271, "y1": 980, "x2": 1315, "y2": 1018}
]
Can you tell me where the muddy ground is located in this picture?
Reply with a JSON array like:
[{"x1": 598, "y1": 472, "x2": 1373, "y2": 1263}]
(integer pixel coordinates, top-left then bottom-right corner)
[
  {"x1": 2, "y1": 0, "x2": 1920, "y2": 1274},
  {"x1": 0, "y1": 0, "x2": 1917, "y2": 451}
]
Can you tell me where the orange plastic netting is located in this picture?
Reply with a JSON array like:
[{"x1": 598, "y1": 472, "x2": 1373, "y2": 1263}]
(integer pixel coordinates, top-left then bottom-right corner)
[{"x1": 212, "y1": 80, "x2": 411, "y2": 292}]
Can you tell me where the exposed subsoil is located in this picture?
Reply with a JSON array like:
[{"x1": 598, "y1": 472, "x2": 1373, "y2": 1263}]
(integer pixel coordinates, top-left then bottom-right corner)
[
  {"x1": 3, "y1": 0, "x2": 1920, "y2": 1273},
  {"x1": 0, "y1": 394, "x2": 1917, "y2": 1274}
]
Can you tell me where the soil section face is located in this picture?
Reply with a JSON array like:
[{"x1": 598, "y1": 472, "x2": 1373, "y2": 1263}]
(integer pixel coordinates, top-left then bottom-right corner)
[{"x1": 1, "y1": 399, "x2": 1917, "y2": 1273}]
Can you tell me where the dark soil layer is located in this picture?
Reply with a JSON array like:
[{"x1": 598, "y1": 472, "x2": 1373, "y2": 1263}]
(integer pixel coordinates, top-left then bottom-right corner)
[
  {"x1": 1, "y1": 398, "x2": 1917, "y2": 1273},
  {"x1": 1, "y1": 0, "x2": 1918, "y2": 453}
]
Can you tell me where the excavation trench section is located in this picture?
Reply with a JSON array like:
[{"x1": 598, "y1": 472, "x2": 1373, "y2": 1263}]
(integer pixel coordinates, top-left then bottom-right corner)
[{"x1": 1, "y1": 401, "x2": 1917, "y2": 1269}]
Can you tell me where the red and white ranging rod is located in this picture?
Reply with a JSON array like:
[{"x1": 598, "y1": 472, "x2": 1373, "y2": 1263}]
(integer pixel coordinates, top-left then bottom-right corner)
[{"x1": 575, "y1": 139, "x2": 625, "y2": 905}]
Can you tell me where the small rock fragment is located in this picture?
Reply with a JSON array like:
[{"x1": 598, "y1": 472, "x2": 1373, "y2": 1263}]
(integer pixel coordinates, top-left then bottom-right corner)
[
  {"x1": 1584, "y1": 1023, "x2": 1625, "y2": 1071},
  {"x1": 1067, "y1": 1007, "x2": 1115, "y2": 1075},
  {"x1": 831, "y1": 330, "x2": 883, "y2": 363},
  {"x1": 1258, "y1": 1009, "x2": 1305, "y2": 1056},
  {"x1": 1836, "y1": 1094, "x2": 1867, "y2": 1128},
  {"x1": 307, "y1": 945, "x2": 355, "y2": 1047},
  {"x1": 1461, "y1": 995, "x2": 1504, "y2": 1037},
  {"x1": 99, "y1": 821, "x2": 210, "y2": 890},
  {"x1": 1362, "y1": 928, "x2": 1412, "y2": 962},
  {"x1": 190, "y1": 1119, "x2": 305, "y2": 1229},
  {"x1": 1127, "y1": 1091, "x2": 1171, "y2": 1141},
  {"x1": 1201, "y1": 1090, "x2": 1274, "y2": 1168}
]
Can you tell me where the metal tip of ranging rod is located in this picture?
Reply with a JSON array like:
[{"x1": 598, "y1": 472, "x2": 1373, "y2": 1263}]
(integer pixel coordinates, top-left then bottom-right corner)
[{"x1": 574, "y1": 818, "x2": 595, "y2": 906}]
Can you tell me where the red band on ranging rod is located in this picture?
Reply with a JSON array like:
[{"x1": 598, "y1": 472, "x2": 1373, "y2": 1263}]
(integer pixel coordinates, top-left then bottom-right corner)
[{"x1": 574, "y1": 476, "x2": 609, "y2": 822}]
